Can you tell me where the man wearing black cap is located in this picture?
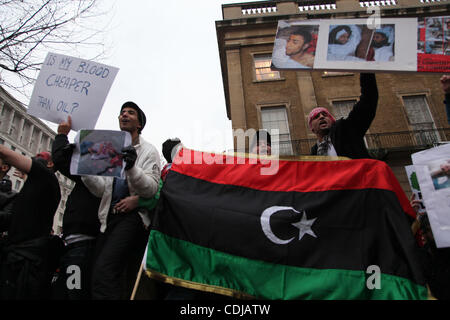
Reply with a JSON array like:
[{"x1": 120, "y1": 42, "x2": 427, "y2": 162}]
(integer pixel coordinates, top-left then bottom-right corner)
[{"x1": 81, "y1": 101, "x2": 161, "y2": 300}]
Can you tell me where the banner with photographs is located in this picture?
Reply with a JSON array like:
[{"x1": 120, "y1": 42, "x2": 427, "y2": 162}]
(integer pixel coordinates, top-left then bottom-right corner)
[
  {"x1": 271, "y1": 16, "x2": 449, "y2": 73},
  {"x1": 70, "y1": 129, "x2": 131, "y2": 179},
  {"x1": 418, "y1": 16, "x2": 450, "y2": 72}
]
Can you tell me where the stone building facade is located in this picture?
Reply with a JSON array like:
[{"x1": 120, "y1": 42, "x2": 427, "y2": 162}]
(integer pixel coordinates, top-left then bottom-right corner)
[{"x1": 216, "y1": 0, "x2": 450, "y2": 193}]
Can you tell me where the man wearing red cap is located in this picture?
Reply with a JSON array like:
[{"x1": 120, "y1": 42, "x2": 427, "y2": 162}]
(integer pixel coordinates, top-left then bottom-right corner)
[
  {"x1": 308, "y1": 73, "x2": 378, "y2": 159},
  {"x1": 0, "y1": 146, "x2": 61, "y2": 299}
]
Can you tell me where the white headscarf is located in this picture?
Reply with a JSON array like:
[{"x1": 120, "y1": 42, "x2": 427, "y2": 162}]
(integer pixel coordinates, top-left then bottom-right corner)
[{"x1": 327, "y1": 25, "x2": 362, "y2": 60}]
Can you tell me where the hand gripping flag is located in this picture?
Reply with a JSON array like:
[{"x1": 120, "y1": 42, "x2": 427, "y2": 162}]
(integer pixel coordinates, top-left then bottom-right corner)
[{"x1": 145, "y1": 149, "x2": 427, "y2": 300}]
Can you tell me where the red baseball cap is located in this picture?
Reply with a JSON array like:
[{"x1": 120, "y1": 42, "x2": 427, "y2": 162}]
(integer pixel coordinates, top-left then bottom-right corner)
[{"x1": 35, "y1": 151, "x2": 52, "y2": 162}]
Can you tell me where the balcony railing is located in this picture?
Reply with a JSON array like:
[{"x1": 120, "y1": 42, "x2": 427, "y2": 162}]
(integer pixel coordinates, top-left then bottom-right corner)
[
  {"x1": 359, "y1": 0, "x2": 397, "y2": 7},
  {"x1": 287, "y1": 128, "x2": 450, "y2": 157},
  {"x1": 241, "y1": 2, "x2": 277, "y2": 15}
]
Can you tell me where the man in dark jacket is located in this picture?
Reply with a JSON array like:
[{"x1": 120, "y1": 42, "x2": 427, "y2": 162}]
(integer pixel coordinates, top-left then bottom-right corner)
[
  {"x1": 51, "y1": 115, "x2": 101, "y2": 300},
  {"x1": 440, "y1": 75, "x2": 450, "y2": 125},
  {"x1": 0, "y1": 158, "x2": 15, "y2": 232},
  {"x1": 0, "y1": 146, "x2": 61, "y2": 299},
  {"x1": 309, "y1": 73, "x2": 378, "y2": 159}
]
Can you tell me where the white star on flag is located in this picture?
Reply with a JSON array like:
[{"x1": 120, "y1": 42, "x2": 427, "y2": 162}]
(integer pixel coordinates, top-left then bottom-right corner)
[{"x1": 291, "y1": 211, "x2": 317, "y2": 240}]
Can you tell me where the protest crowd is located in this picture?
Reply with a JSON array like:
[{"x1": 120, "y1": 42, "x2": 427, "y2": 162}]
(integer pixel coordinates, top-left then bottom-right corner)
[{"x1": 0, "y1": 72, "x2": 449, "y2": 301}]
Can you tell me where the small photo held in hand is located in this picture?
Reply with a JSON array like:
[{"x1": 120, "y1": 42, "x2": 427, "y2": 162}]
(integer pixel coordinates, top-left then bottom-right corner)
[{"x1": 70, "y1": 129, "x2": 131, "y2": 178}]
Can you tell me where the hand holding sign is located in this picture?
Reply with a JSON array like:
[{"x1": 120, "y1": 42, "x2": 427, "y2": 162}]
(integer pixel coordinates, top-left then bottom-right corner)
[
  {"x1": 28, "y1": 52, "x2": 119, "y2": 131},
  {"x1": 57, "y1": 115, "x2": 72, "y2": 135}
]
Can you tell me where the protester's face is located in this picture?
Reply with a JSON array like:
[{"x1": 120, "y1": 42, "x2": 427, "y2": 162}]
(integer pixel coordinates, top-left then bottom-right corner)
[
  {"x1": 251, "y1": 141, "x2": 271, "y2": 156},
  {"x1": 310, "y1": 111, "x2": 333, "y2": 135},
  {"x1": 119, "y1": 107, "x2": 141, "y2": 134},
  {"x1": 372, "y1": 32, "x2": 387, "y2": 47},
  {"x1": 337, "y1": 32, "x2": 349, "y2": 44},
  {"x1": 0, "y1": 159, "x2": 8, "y2": 175},
  {"x1": 34, "y1": 156, "x2": 54, "y2": 170},
  {"x1": 286, "y1": 34, "x2": 308, "y2": 56}
]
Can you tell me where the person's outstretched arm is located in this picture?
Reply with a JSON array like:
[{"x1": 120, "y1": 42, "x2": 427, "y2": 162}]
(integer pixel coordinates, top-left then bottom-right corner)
[
  {"x1": 0, "y1": 145, "x2": 32, "y2": 174},
  {"x1": 346, "y1": 73, "x2": 378, "y2": 136}
]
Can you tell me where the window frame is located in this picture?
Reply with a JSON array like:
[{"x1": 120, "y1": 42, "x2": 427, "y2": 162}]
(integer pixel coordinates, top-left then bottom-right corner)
[
  {"x1": 251, "y1": 52, "x2": 284, "y2": 83},
  {"x1": 256, "y1": 103, "x2": 294, "y2": 156},
  {"x1": 400, "y1": 93, "x2": 440, "y2": 145}
]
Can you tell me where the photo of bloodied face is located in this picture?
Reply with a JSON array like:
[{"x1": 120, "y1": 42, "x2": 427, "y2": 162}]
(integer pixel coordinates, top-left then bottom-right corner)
[{"x1": 76, "y1": 130, "x2": 127, "y2": 177}]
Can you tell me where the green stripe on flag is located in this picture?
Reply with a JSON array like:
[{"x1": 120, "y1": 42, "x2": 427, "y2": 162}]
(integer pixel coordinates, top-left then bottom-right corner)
[{"x1": 146, "y1": 231, "x2": 428, "y2": 300}]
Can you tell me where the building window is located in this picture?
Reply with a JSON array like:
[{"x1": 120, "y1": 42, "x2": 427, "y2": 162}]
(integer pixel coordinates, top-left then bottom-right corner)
[
  {"x1": 9, "y1": 114, "x2": 17, "y2": 136},
  {"x1": 253, "y1": 54, "x2": 280, "y2": 81},
  {"x1": 0, "y1": 138, "x2": 4, "y2": 145},
  {"x1": 402, "y1": 95, "x2": 439, "y2": 145},
  {"x1": 332, "y1": 100, "x2": 357, "y2": 119},
  {"x1": 10, "y1": 145, "x2": 15, "y2": 151},
  {"x1": 19, "y1": 121, "x2": 26, "y2": 144},
  {"x1": 260, "y1": 106, "x2": 293, "y2": 155},
  {"x1": 14, "y1": 180, "x2": 21, "y2": 191}
]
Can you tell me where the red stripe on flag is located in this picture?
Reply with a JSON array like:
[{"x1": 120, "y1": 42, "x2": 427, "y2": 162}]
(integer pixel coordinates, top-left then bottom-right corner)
[{"x1": 171, "y1": 149, "x2": 415, "y2": 218}]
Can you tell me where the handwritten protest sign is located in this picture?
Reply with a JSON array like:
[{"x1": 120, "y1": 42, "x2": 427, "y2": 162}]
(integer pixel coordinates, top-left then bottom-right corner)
[
  {"x1": 28, "y1": 52, "x2": 119, "y2": 131},
  {"x1": 70, "y1": 129, "x2": 131, "y2": 178},
  {"x1": 272, "y1": 16, "x2": 450, "y2": 73}
]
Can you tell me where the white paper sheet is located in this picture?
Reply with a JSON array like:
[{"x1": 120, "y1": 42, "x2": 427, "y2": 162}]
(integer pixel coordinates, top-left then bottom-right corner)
[
  {"x1": 412, "y1": 144, "x2": 450, "y2": 248},
  {"x1": 28, "y1": 52, "x2": 119, "y2": 130}
]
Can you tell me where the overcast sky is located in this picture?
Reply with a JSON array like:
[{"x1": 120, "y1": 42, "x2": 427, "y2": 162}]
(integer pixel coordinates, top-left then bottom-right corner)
[{"x1": 66, "y1": 0, "x2": 265, "y2": 156}]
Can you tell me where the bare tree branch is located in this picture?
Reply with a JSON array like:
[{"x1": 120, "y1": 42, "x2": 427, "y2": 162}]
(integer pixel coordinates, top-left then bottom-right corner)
[{"x1": 0, "y1": 0, "x2": 112, "y2": 100}]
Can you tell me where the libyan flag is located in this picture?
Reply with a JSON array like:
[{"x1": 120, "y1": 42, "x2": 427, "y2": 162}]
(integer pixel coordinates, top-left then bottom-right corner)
[{"x1": 145, "y1": 149, "x2": 427, "y2": 300}]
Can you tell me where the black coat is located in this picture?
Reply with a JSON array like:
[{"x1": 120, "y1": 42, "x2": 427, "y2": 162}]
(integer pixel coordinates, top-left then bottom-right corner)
[
  {"x1": 51, "y1": 134, "x2": 101, "y2": 237},
  {"x1": 311, "y1": 73, "x2": 378, "y2": 159},
  {"x1": 0, "y1": 178, "x2": 16, "y2": 232}
]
